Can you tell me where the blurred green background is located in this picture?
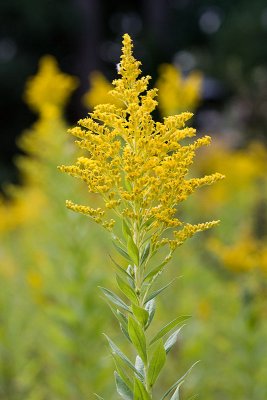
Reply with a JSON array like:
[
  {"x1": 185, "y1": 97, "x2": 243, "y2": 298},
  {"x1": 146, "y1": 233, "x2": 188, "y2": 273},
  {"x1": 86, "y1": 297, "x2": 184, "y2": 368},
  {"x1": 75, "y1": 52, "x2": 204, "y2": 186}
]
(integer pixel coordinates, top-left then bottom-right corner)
[{"x1": 0, "y1": 1, "x2": 267, "y2": 399}]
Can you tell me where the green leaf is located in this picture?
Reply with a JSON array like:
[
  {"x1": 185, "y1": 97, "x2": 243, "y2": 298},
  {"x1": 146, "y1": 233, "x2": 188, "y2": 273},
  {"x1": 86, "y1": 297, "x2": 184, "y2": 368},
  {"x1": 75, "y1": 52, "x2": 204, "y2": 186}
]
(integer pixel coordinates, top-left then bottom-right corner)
[
  {"x1": 99, "y1": 287, "x2": 130, "y2": 312},
  {"x1": 164, "y1": 325, "x2": 185, "y2": 354},
  {"x1": 140, "y1": 242, "x2": 150, "y2": 265},
  {"x1": 110, "y1": 256, "x2": 134, "y2": 285},
  {"x1": 150, "y1": 316, "x2": 190, "y2": 345},
  {"x1": 147, "y1": 339, "x2": 166, "y2": 387},
  {"x1": 103, "y1": 334, "x2": 143, "y2": 379},
  {"x1": 132, "y1": 303, "x2": 149, "y2": 327},
  {"x1": 160, "y1": 361, "x2": 200, "y2": 400},
  {"x1": 124, "y1": 177, "x2": 132, "y2": 191},
  {"x1": 127, "y1": 236, "x2": 139, "y2": 265},
  {"x1": 113, "y1": 241, "x2": 132, "y2": 262},
  {"x1": 145, "y1": 299, "x2": 156, "y2": 328},
  {"x1": 113, "y1": 354, "x2": 134, "y2": 390},
  {"x1": 143, "y1": 259, "x2": 168, "y2": 283},
  {"x1": 135, "y1": 356, "x2": 145, "y2": 379},
  {"x1": 116, "y1": 274, "x2": 138, "y2": 304},
  {"x1": 122, "y1": 219, "x2": 132, "y2": 239},
  {"x1": 115, "y1": 371, "x2": 133, "y2": 400},
  {"x1": 170, "y1": 381, "x2": 184, "y2": 400},
  {"x1": 134, "y1": 378, "x2": 152, "y2": 400},
  {"x1": 128, "y1": 316, "x2": 147, "y2": 364},
  {"x1": 141, "y1": 216, "x2": 154, "y2": 229},
  {"x1": 145, "y1": 279, "x2": 176, "y2": 304}
]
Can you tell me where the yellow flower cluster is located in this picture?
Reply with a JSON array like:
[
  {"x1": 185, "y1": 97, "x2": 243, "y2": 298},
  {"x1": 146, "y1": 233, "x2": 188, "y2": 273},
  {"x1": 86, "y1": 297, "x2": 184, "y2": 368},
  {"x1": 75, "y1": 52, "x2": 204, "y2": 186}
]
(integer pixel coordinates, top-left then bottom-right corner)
[
  {"x1": 156, "y1": 64, "x2": 202, "y2": 116},
  {"x1": 196, "y1": 141, "x2": 267, "y2": 210},
  {"x1": 0, "y1": 56, "x2": 77, "y2": 234},
  {"x1": 210, "y1": 233, "x2": 267, "y2": 275},
  {"x1": 24, "y1": 55, "x2": 78, "y2": 117},
  {"x1": 60, "y1": 34, "x2": 223, "y2": 250}
]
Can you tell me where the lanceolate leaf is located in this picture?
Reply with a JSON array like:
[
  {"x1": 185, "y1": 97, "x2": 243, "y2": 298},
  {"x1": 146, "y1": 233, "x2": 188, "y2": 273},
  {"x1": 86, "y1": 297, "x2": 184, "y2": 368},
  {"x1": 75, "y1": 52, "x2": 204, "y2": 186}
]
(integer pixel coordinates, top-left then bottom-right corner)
[
  {"x1": 122, "y1": 219, "x2": 132, "y2": 240},
  {"x1": 169, "y1": 381, "x2": 184, "y2": 400},
  {"x1": 140, "y1": 242, "x2": 150, "y2": 265},
  {"x1": 110, "y1": 255, "x2": 134, "y2": 285},
  {"x1": 134, "y1": 378, "x2": 152, "y2": 400},
  {"x1": 113, "y1": 354, "x2": 134, "y2": 391},
  {"x1": 147, "y1": 339, "x2": 166, "y2": 387},
  {"x1": 115, "y1": 371, "x2": 133, "y2": 400},
  {"x1": 116, "y1": 274, "x2": 138, "y2": 304},
  {"x1": 128, "y1": 316, "x2": 147, "y2": 364},
  {"x1": 164, "y1": 325, "x2": 185, "y2": 354},
  {"x1": 99, "y1": 287, "x2": 130, "y2": 312},
  {"x1": 113, "y1": 241, "x2": 132, "y2": 262},
  {"x1": 144, "y1": 279, "x2": 176, "y2": 304},
  {"x1": 103, "y1": 334, "x2": 143, "y2": 379},
  {"x1": 135, "y1": 356, "x2": 145, "y2": 380},
  {"x1": 145, "y1": 299, "x2": 156, "y2": 328},
  {"x1": 150, "y1": 316, "x2": 191, "y2": 345},
  {"x1": 160, "y1": 361, "x2": 200, "y2": 400},
  {"x1": 132, "y1": 303, "x2": 149, "y2": 327},
  {"x1": 143, "y1": 259, "x2": 168, "y2": 283},
  {"x1": 127, "y1": 236, "x2": 139, "y2": 265}
]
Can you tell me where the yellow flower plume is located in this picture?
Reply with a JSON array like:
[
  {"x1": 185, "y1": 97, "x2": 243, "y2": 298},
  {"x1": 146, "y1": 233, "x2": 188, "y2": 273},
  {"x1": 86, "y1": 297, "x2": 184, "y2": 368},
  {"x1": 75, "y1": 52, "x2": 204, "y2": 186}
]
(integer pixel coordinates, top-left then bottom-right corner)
[
  {"x1": 24, "y1": 55, "x2": 78, "y2": 117},
  {"x1": 59, "y1": 34, "x2": 223, "y2": 251}
]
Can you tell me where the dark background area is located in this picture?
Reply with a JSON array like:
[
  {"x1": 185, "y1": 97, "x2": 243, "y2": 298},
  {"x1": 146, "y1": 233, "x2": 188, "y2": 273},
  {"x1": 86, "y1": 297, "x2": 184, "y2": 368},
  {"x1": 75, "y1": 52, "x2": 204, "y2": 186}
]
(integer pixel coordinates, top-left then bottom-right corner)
[{"x1": 1, "y1": 0, "x2": 267, "y2": 186}]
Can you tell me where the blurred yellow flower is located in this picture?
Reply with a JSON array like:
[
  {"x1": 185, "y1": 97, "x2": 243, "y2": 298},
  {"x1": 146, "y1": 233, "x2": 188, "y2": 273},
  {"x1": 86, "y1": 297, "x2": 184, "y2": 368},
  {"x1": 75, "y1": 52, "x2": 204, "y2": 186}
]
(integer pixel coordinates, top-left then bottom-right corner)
[
  {"x1": 24, "y1": 55, "x2": 78, "y2": 116},
  {"x1": 156, "y1": 64, "x2": 202, "y2": 117},
  {"x1": 83, "y1": 71, "x2": 123, "y2": 109},
  {"x1": 0, "y1": 56, "x2": 77, "y2": 233},
  {"x1": 196, "y1": 141, "x2": 267, "y2": 211},
  {"x1": 210, "y1": 233, "x2": 267, "y2": 275}
]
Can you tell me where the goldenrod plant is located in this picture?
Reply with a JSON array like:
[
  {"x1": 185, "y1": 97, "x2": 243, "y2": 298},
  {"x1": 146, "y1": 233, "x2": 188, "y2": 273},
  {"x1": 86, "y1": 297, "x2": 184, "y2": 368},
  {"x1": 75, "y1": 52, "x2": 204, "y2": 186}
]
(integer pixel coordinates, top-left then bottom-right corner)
[{"x1": 60, "y1": 34, "x2": 223, "y2": 399}]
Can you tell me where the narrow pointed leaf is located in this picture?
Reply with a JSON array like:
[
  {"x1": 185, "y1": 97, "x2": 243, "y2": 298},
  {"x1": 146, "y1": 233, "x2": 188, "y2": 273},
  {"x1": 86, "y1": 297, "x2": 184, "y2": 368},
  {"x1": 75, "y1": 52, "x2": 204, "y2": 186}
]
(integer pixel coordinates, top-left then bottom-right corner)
[
  {"x1": 113, "y1": 241, "x2": 131, "y2": 261},
  {"x1": 99, "y1": 287, "x2": 130, "y2": 311},
  {"x1": 140, "y1": 242, "x2": 150, "y2": 265},
  {"x1": 122, "y1": 219, "x2": 132, "y2": 239},
  {"x1": 110, "y1": 255, "x2": 134, "y2": 285},
  {"x1": 132, "y1": 303, "x2": 149, "y2": 327},
  {"x1": 145, "y1": 279, "x2": 176, "y2": 304},
  {"x1": 115, "y1": 371, "x2": 133, "y2": 400},
  {"x1": 134, "y1": 378, "x2": 152, "y2": 400},
  {"x1": 127, "y1": 236, "x2": 139, "y2": 265},
  {"x1": 103, "y1": 334, "x2": 143, "y2": 379},
  {"x1": 160, "y1": 361, "x2": 200, "y2": 400},
  {"x1": 164, "y1": 325, "x2": 185, "y2": 354},
  {"x1": 170, "y1": 381, "x2": 184, "y2": 400},
  {"x1": 135, "y1": 356, "x2": 145, "y2": 380},
  {"x1": 128, "y1": 316, "x2": 147, "y2": 364},
  {"x1": 147, "y1": 339, "x2": 166, "y2": 387},
  {"x1": 143, "y1": 259, "x2": 168, "y2": 283},
  {"x1": 145, "y1": 299, "x2": 156, "y2": 328},
  {"x1": 113, "y1": 354, "x2": 134, "y2": 391},
  {"x1": 150, "y1": 316, "x2": 190, "y2": 345},
  {"x1": 116, "y1": 274, "x2": 138, "y2": 304}
]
